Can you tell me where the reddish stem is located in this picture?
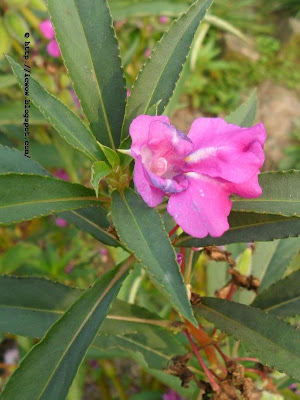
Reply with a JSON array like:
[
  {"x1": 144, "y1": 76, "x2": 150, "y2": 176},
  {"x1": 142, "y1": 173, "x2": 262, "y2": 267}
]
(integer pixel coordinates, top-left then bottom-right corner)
[
  {"x1": 168, "y1": 224, "x2": 179, "y2": 237},
  {"x1": 180, "y1": 247, "x2": 186, "y2": 274},
  {"x1": 214, "y1": 344, "x2": 230, "y2": 363},
  {"x1": 246, "y1": 368, "x2": 267, "y2": 380},
  {"x1": 185, "y1": 330, "x2": 220, "y2": 391},
  {"x1": 226, "y1": 282, "x2": 238, "y2": 300}
]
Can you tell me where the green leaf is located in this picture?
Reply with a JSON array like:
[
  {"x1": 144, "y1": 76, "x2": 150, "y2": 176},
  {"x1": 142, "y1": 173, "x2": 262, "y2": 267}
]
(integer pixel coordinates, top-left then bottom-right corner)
[
  {"x1": 0, "y1": 102, "x2": 45, "y2": 125},
  {"x1": 99, "y1": 143, "x2": 120, "y2": 167},
  {"x1": 90, "y1": 160, "x2": 111, "y2": 197},
  {"x1": 110, "y1": 1, "x2": 188, "y2": 20},
  {"x1": 0, "y1": 260, "x2": 130, "y2": 400},
  {"x1": 232, "y1": 171, "x2": 300, "y2": 216},
  {"x1": 252, "y1": 269, "x2": 300, "y2": 317},
  {"x1": 59, "y1": 207, "x2": 121, "y2": 248},
  {"x1": 0, "y1": 276, "x2": 184, "y2": 369},
  {"x1": 48, "y1": 0, "x2": 126, "y2": 149},
  {"x1": 176, "y1": 212, "x2": 300, "y2": 247},
  {"x1": 121, "y1": 0, "x2": 213, "y2": 139},
  {"x1": 7, "y1": 56, "x2": 103, "y2": 162},
  {"x1": 226, "y1": 89, "x2": 257, "y2": 127},
  {"x1": 237, "y1": 238, "x2": 300, "y2": 305},
  {"x1": 0, "y1": 173, "x2": 101, "y2": 225},
  {"x1": 111, "y1": 189, "x2": 196, "y2": 325},
  {"x1": 252, "y1": 239, "x2": 300, "y2": 293},
  {"x1": 0, "y1": 145, "x2": 48, "y2": 175},
  {"x1": 194, "y1": 298, "x2": 300, "y2": 380},
  {"x1": 0, "y1": 145, "x2": 119, "y2": 247}
]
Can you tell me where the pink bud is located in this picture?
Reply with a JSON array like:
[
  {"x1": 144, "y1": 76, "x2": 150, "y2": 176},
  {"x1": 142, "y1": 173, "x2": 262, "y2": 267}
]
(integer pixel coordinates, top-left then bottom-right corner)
[
  {"x1": 144, "y1": 48, "x2": 152, "y2": 58},
  {"x1": 39, "y1": 20, "x2": 55, "y2": 40},
  {"x1": 54, "y1": 169, "x2": 70, "y2": 181},
  {"x1": 159, "y1": 16, "x2": 169, "y2": 24},
  {"x1": 47, "y1": 40, "x2": 61, "y2": 58},
  {"x1": 55, "y1": 218, "x2": 67, "y2": 228}
]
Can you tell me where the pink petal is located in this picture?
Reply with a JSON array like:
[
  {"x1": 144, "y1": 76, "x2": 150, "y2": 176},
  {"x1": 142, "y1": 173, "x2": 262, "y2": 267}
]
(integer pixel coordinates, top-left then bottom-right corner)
[
  {"x1": 186, "y1": 118, "x2": 266, "y2": 184},
  {"x1": 148, "y1": 120, "x2": 193, "y2": 159},
  {"x1": 47, "y1": 40, "x2": 61, "y2": 57},
  {"x1": 129, "y1": 115, "x2": 170, "y2": 157},
  {"x1": 39, "y1": 20, "x2": 55, "y2": 40},
  {"x1": 133, "y1": 156, "x2": 164, "y2": 207},
  {"x1": 167, "y1": 173, "x2": 231, "y2": 238},
  {"x1": 228, "y1": 173, "x2": 262, "y2": 198}
]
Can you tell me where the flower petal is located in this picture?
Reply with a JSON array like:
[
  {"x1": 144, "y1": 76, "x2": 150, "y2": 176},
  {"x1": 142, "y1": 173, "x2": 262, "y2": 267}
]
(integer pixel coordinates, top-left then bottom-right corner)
[
  {"x1": 129, "y1": 115, "x2": 170, "y2": 156},
  {"x1": 186, "y1": 118, "x2": 266, "y2": 183},
  {"x1": 148, "y1": 120, "x2": 193, "y2": 158},
  {"x1": 47, "y1": 40, "x2": 61, "y2": 57},
  {"x1": 228, "y1": 173, "x2": 262, "y2": 198},
  {"x1": 167, "y1": 173, "x2": 231, "y2": 238},
  {"x1": 147, "y1": 169, "x2": 188, "y2": 194},
  {"x1": 39, "y1": 20, "x2": 55, "y2": 40},
  {"x1": 133, "y1": 157, "x2": 164, "y2": 207}
]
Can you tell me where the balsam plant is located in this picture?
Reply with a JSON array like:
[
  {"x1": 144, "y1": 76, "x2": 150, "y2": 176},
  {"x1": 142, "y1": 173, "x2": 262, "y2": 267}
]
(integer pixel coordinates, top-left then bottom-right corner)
[{"x1": 0, "y1": 0, "x2": 300, "y2": 398}]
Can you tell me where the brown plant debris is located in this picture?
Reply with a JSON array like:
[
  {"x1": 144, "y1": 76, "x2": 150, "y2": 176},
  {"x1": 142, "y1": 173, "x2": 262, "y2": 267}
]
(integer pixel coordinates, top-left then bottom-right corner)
[
  {"x1": 205, "y1": 246, "x2": 235, "y2": 266},
  {"x1": 166, "y1": 353, "x2": 194, "y2": 388}
]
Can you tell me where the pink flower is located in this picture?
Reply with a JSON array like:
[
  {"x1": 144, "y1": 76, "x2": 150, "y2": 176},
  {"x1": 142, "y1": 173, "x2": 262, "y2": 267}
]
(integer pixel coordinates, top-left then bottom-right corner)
[
  {"x1": 159, "y1": 16, "x2": 169, "y2": 24},
  {"x1": 39, "y1": 19, "x2": 61, "y2": 58},
  {"x1": 54, "y1": 169, "x2": 70, "y2": 181},
  {"x1": 39, "y1": 20, "x2": 54, "y2": 39},
  {"x1": 55, "y1": 218, "x2": 67, "y2": 228},
  {"x1": 130, "y1": 116, "x2": 266, "y2": 239},
  {"x1": 163, "y1": 390, "x2": 185, "y2": 400},
  {"x1": 176, "y1": 253, "x2": 183, "y2": 265},
  {"x1": 144, "y1": 48, "x2": 152, "y2": 58}
]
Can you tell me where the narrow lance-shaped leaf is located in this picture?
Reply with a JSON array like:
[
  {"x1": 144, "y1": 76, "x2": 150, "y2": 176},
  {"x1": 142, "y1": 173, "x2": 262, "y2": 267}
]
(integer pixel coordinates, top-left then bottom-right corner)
[
  {"x1": 194, "y1": 297, "x2": 300, "y2": 381},
  {"x1": 121, "y1": 0, "x2": 213, "y2": 139},
  {"x1": 252, "y1": 238, "x2": 300, "y2": 293},
  {"x1": 59, "y1": 207, "x2": 121, "y2": 248},
  {"x1": 0, "y1": 276, "x2": 185, "y2": 370},
  {"x1": 237, "y1": 238, "x2": 300, "y2": 305},
  {"x1": 0, "y1": 259, "x2": 131, "y2": 400},
  {"x1": 111, "y1": 188, "x2": 196, "y2": 325},
  {"x1": 232, "y1": 171, "x2": 300, "y2": 216},
  {"x1": 252, "y1": 269, "x2": 300, "y2": 318},
  {"x1": 0, "y1": 173, "x2": 101, "y2": 225},
  {"x1": 48, "y1": 0, "x2": 126, "y2": 149},
  {"x1": 0, "y1": 145, "x2": 120, "y2": 247},
  {"x1": 175, "y1": 212, "x2": 300, "y2": 247},
  {"x1": 226, "y1": 89, "x2": 257, "y2": 127},
  {"x1": 7, "y1": 56, "x2": 103, "y2": 162}
]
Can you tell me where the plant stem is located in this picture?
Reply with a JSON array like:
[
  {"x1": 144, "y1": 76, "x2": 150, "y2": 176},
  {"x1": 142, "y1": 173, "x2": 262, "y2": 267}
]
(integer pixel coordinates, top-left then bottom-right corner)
[
  {"x1": 214, "y1": 344, "x2": 230, "y2": 363},
  {"x1": 186, "y1": 321, "x2": 225, "y2": 373},
  {"x1": 226, "y1": 282, "x2": 238, "y2": 300},
  {"x1": 168, "y1": 224, "x2": 179, "y2": 237},
  {"x1": 234, "y1": 357, "x2": 259, "y2": 363},
  {"x1": 185, "y1": 330, "x2": 220, "y2": 391},
  {"x1": 185, "y1": 249, "x2": 194, "y2": 284},
  {"x1": 180, "y1": 247, "x2": 186, "y2": 274}
]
